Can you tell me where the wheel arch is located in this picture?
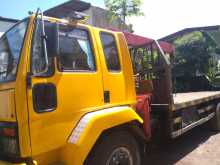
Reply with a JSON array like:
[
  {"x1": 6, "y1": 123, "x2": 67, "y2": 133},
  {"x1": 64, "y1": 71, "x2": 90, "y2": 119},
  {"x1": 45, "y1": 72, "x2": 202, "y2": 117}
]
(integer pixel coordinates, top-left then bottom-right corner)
[
  {"x1": 61, "y1": 106, "x2": 144, "y2": 164},
  {"x1": 84, "y1": 120, "x2": 147, "y2": 164}
]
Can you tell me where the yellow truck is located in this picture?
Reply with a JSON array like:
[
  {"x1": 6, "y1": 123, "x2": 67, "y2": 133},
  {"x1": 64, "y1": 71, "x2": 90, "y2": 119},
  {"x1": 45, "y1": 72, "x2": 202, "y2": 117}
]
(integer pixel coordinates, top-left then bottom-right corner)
[{"x1": 0, "y1": 11, "x2": 220, "y2": 165}]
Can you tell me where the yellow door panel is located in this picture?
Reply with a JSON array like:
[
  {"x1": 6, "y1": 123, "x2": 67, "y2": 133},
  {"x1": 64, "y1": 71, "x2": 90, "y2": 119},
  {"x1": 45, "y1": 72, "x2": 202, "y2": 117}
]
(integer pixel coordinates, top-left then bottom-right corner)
[{"x1": 26, "y1": 23, "x2": 104, "y2": 156}]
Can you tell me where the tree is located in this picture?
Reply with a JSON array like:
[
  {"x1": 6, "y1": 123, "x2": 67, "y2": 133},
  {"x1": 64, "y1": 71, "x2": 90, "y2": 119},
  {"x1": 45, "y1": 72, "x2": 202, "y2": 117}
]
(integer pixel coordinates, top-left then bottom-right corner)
[
  {"x1": 172, "y1": 31, "x2": 220, "y2": 92},
  {"x1": 104, "y1": 0, "x2": 144, "y2": 23},
  {"x1": 173, "y1": 31, "x2": 218, "y2": 78}
]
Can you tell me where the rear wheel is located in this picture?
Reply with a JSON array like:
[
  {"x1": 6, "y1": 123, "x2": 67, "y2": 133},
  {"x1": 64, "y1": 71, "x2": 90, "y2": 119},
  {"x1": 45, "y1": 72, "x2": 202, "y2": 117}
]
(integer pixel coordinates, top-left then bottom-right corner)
[
  {"x1": 209, "y1": 104, "x2": 220, "y2": 131},
  {"x1": 85, "y1": 131, "x2": 141, "y2": 165}
]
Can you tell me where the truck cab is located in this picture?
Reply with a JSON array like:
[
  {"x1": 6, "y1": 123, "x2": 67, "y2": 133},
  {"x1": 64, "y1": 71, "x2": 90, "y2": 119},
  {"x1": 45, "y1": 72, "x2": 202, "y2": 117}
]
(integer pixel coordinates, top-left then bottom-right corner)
[{"x1": 0, "y1": 13, "x2": 144, "y2": 165}]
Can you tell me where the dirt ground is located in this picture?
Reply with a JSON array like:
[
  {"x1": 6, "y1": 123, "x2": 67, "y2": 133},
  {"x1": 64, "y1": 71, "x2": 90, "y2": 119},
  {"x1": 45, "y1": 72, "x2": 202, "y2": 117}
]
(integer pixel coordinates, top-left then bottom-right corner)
[{"x1": 144, "y1": 126, "x2": 220, "y2": 165}]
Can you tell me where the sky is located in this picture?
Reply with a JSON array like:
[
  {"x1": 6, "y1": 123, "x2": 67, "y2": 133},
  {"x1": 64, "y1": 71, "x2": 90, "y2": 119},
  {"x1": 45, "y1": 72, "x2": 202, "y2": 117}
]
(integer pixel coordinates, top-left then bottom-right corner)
[{"x1": 0, "y1": 0, "x2": 219, "y2": 39}]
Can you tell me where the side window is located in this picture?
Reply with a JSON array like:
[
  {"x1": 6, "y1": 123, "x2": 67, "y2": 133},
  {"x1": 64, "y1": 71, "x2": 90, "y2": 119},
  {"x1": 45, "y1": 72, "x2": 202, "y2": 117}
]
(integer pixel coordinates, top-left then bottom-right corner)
[
  {"x1": 58, "y1": 26, "x2": 95, "y2": 71},
  {"x1": 100, "y1": 32, "x2": 121, "y2": 71}
]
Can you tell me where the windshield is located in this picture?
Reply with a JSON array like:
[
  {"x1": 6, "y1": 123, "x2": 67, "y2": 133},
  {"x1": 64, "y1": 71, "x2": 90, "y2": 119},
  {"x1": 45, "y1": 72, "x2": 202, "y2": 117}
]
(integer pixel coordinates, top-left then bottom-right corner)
[{"x1": 0, "y1": 19, "x2": 28, "y2": 82}]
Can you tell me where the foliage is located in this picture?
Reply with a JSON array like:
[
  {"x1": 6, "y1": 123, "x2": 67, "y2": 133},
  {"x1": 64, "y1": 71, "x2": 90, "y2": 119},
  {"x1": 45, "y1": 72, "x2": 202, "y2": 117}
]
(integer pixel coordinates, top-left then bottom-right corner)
[
  {"x1": 171, "y1": 30, "x2": 220, "y2": 92},
  {"x1": 104, "y1": 0, "x2": 144, "y2": 23},
  {"x1": 173, "y1": 31, "x2": 218, "y2": 79}
]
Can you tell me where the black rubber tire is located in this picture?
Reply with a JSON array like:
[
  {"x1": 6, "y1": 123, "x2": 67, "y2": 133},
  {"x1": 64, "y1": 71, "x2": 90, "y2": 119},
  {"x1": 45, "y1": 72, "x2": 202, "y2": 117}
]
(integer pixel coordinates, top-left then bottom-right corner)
[
  {"x1": 85, "y1": 131, "x2": 141, "y2": 165},
  {"x1": 209, "y1": 104, "x2": 220, "y2": 131}
]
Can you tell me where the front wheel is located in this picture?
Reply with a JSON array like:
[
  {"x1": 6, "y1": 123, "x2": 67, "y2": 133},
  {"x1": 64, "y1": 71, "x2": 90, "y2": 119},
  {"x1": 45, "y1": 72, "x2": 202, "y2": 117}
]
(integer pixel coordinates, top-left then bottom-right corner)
[{"x1": 85, "y1": 131, "x2": 141, "y2": 165}]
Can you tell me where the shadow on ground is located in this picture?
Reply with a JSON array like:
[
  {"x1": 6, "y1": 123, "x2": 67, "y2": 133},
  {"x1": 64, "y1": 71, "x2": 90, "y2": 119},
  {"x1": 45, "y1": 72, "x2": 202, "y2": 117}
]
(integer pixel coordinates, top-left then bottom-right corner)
[{"x1": 143, "y1": 126, "x2": 218, "y2": 165}]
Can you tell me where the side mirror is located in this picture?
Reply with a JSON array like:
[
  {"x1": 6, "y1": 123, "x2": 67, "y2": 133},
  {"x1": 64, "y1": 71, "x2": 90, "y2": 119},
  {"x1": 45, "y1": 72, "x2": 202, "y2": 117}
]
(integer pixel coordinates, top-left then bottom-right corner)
[
  {"x1": 32, "y1": 22, "x2": 59, "y2": 77},
  {"x1": 45, "y1": 23, "x2": 59, "y2": 57}
]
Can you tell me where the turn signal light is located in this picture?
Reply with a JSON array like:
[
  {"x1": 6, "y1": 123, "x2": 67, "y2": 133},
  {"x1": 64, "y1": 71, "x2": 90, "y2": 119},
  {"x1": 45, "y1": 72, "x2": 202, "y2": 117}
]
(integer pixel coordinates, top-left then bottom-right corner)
[
  {"x1": 3, "y1": 128, "x2": 16, "y2": 137},
  {"x1": 0, "y1": 122, "x2": 20, "y2": 156}
]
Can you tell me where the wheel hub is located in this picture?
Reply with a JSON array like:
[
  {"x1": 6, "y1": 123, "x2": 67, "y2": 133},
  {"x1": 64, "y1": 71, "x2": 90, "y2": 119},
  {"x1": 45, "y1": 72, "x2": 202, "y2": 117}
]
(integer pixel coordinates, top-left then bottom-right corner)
[{"x1": 106, "y1": 147, "x2": 133, "y2": 165}]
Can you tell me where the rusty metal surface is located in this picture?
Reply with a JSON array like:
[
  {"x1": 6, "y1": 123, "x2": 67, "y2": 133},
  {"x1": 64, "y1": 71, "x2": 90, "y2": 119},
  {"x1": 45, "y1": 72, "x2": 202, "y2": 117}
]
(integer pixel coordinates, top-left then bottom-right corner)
[{"x1": 173, "y1": 91, "x2": 220, "y2": 110}]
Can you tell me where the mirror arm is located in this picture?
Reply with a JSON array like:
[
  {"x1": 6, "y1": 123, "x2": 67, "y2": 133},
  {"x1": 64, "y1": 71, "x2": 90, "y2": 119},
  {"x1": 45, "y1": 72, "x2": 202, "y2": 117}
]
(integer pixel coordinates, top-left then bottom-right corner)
[
  {"x1": 40, "y1": 9, "x2": 49, "y2": 74},
  {"x1": 32, "y1": 8, "x2": 49, "y2": 77}
]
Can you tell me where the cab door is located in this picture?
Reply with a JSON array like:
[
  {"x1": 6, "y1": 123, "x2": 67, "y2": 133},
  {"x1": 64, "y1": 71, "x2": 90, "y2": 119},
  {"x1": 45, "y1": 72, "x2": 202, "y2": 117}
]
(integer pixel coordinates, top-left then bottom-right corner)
[
  {"x1": 27, "y1": 20, "x2": 104, "y2": 156},
  {"x1": 95, "y1": 30, "x2": 126, "y2": 105}
]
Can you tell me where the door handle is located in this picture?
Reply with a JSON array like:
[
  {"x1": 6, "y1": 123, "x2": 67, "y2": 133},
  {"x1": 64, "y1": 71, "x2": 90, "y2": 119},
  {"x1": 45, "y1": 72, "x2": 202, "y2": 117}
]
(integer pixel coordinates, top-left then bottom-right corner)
[{"x1": 104, "y1": 91, "x2": 110, "y2": 103}]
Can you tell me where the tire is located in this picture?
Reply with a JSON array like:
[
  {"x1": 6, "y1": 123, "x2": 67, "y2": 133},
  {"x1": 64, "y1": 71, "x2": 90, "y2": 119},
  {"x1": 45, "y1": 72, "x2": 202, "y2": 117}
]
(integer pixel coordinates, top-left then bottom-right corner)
[
  {"x1": 85, "y1": 131, "x2": 141, "y2": 165},
  {"x1": 209, "y1": 103, "x2": 220, "y2": 131}
]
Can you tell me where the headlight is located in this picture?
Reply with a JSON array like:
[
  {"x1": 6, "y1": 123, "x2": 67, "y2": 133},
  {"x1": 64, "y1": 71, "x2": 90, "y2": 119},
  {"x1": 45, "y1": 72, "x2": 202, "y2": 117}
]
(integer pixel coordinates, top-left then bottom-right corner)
[{"x1": 0, "y1": 122, "x2": 20, "y2": 156}]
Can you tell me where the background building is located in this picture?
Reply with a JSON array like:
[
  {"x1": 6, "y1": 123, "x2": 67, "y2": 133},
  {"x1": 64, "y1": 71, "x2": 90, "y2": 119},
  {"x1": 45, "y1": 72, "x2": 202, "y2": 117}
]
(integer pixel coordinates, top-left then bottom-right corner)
[
  {"x1": 84, "y1": 6, "x2": 129, "y2": 31},
  {"x1": 44, "y1": 0, "x2": 129, "y2": 31},
  {"x1": 0, "y1": 0, "x2": 129, "y2": 36}
]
